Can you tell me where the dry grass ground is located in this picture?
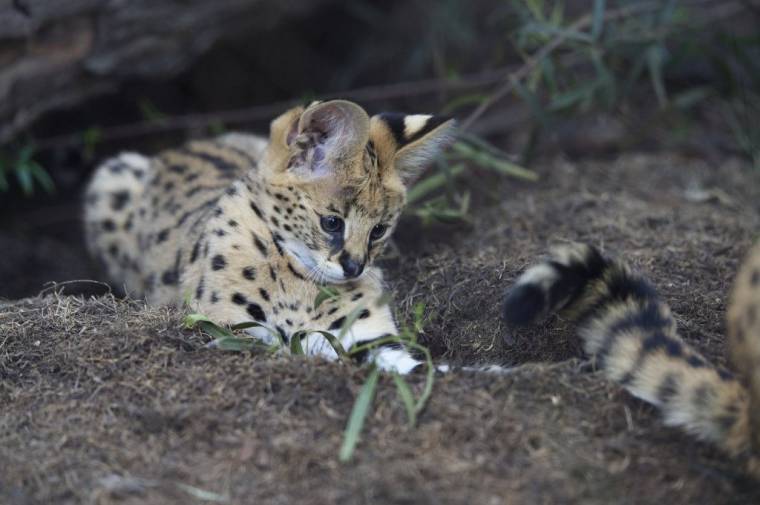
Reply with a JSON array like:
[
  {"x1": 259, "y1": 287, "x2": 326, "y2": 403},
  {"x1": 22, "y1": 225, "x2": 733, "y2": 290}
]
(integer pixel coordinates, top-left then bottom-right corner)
[{"x1": 2, "y1": 152, "x2": 760, "y2": 504}]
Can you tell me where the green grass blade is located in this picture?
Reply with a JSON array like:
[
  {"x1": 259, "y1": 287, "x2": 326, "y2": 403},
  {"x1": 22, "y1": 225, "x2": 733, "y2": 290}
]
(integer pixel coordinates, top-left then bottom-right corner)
[
  {"x1": 29, "y1": 162, "x2": 55, "y2": 194},
  {"x1": 591, "y1": 0, "x2": 605, "y2": 41},
  {"x1": 184, "y1": 313, "x2": 214, "y2": 327},
  {"x1": 310, "y1": 331, "x2": 350, "y2": 359},
  {"x1": 407, "y1": 163, "x2": 466, "y2": 204},
  {"x1": 339, "y1": 366, "x2": 381, "y2": 462},
  {"x1": 206, "y1": 336, "x2": 263, "y2": 351},
  {"x1": 452, "y1": 142, "x2": 538, "y2": 181},
  {"x1": 15, "y1": 165, "x2": 33, "y2": 195},
  {"x1": 391, "y1": 373, "x2": 417, "y2": 427},
  {"x1": 314, "y1": 286, "x2": 340, "y2": 309},
  {"x1": 290, "y1": 331, "x2": 306, "y2": 355}
]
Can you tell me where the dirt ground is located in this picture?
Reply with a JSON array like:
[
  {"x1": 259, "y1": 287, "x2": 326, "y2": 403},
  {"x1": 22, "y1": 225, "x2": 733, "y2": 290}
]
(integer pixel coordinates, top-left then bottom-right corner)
[{"x1": 2, "y1": 151, "x2": 760, "y2": 504}]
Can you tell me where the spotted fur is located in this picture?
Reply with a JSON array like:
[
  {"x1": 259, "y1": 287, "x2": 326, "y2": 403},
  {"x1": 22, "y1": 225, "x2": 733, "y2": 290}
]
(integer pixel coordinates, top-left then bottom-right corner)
[
  {"x1": 503, "y1": 242, "x2": 760, "y2": 476},
  {"x1": 85, "y1": 100, "x2": 455, "y2": 373}
]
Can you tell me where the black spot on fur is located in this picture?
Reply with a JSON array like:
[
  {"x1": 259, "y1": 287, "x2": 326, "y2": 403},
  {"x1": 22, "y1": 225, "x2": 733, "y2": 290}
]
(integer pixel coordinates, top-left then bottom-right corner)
[
  {"x1": 327, "y1": 307, "x2": 339, "y2": 315},
  {"x1": 656, "y1": 374, "x2": 679, "y2": 405},
  {"x1": 717, "y1": 368, "x2": 735, "y2": 381},
  {"x1": 156, "y1": 229, "x2": 170, "y2": 243},
  {"x1": 271, "y1": 232, "x2": 284, "y2": 256},
  {"x1": 359, "y1": 309, "x2": 371, "y2": 319},
  {"x1": 190, "y1": 239, "x2": 202, "y2": 263},
  {"x1": 259, "y1": 288, "x2": 270, "y2": 302},
  {"x1": 228, "y1": 219, "x2": 238, "y2": 227},
  {"x1": 162, "y1": 269, "x2": 178, "y2": 285},
  {"x1": 288, "y1": 263, "x2": 305, "y2": 280},
  {"x1": 692, "y1": 383, "x2": 713, "y2": 410},
  {"x1": 243, "y1": 267, "x2": 256, "y2": 280},
  {"x1": 250, "y1": 201, "x2": 264, "y2": 219},
  {"x1": 232, "y1": 293, "x2": 247, "y2": 305},
  {"x1": 641, "y1": 332, "x2": 682, "y2": 357},
  {"x1": 717, "y1": 414, "x2": 737, "y2": 433},
  {"x1": 190, "y1": 150, "x2": 239, "y2": 174},
  {"x1": 253, "y1": 234, "x2": 268, "y2": 256},
  {"x1": 687, "y1": 355, "x2": 706, "y2": 368},
  {"x1": 225, "y1": 186, "x2": 238, "y2": 196},
  {"x1": 269, "y1": 266, "x2": 277, "y2": 281},
  {"x1": 211, "y1": 255, "x2": 227, "y2": 270},
  {"x1": 195, "y1": 278, "x2": 205, "y2": 300},
  {"x1": 102, "y1": 219, "x2": 116, "y2": 232},
  {"x1": 247, "y1": 303, "x2": 267, "y2": 322},
  {"x1": 210, "y1": 292, "x2": 219, "y2": 303},
  {"x1": 351, "y1": 293, "x2": 364, "y2": 301},
  {"x1": 111, "y1": 191, "x2": 130, "y2": 211},
  {"x1": 503, "y1": 283, "x2": 546, "y2": 326},
  {"x1": 329, "y1": 316, "x2": 347, "y2": 331}
]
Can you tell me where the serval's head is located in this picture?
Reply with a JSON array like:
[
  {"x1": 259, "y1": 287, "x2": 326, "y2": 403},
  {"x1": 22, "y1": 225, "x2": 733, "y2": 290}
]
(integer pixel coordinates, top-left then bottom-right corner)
[{"x1": 262, "y1": 99, "x2": 455, "y2": 283}]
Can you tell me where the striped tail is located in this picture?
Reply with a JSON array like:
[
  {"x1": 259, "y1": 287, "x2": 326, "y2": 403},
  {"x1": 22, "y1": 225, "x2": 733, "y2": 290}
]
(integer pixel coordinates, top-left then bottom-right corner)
[{"x1": 503, "y1": 243, "x2": 754, "y2": 466}]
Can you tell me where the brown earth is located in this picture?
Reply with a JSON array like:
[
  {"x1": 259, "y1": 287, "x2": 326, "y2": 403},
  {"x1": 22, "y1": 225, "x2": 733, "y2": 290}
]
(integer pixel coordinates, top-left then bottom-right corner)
[{"x1": 2, "y1": 152, "x2": 760, "y2": 504}]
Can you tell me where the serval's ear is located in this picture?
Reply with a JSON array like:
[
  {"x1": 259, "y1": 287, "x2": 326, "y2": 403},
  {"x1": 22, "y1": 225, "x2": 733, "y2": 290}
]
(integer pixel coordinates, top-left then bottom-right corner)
[
  {"x1": 271, "y1": 100, "x2": 370, "y2": 179},
  {"x1": 373, "y1": 112, "x2": 457, "y2": 186}
]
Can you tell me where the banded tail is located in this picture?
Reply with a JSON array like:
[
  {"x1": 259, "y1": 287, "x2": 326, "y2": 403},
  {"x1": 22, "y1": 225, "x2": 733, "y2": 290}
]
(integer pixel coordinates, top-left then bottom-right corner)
[{"x1": 503, "y1": 243, "x2": 758, "y2": 474}]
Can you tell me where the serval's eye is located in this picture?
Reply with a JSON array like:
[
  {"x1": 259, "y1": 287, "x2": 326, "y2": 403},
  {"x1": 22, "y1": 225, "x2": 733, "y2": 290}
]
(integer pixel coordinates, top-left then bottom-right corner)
[
  {"x1": 320, "y1": 215, "x2": 344, "y2": 233},
  {"x1": 370, "y1": 224, "x2": 387, "y2": 240}
]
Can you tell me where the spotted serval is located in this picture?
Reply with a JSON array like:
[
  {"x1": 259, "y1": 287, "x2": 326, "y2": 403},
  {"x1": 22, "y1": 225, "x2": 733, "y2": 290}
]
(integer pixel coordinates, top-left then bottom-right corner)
[{"x1": 85, "y1": 100, "x2": 454, "y2": 373}]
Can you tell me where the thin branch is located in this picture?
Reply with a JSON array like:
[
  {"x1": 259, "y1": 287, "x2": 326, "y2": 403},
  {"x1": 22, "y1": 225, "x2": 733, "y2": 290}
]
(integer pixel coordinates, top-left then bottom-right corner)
[{"x1": 30, "y1": 66, "x2": 517, "y2": 152}]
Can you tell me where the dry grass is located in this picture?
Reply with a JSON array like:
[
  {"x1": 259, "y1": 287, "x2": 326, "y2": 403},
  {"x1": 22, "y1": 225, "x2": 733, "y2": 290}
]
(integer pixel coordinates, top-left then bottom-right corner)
[{"x1": 3, "y1": 152, "x2": 760, "y2": 504}]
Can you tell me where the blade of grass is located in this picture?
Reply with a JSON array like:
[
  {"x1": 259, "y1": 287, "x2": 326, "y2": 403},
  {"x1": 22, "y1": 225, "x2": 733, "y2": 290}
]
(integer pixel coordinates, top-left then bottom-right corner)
[
  {"x1": 407, "y1": 163, "x2": 466, "y2": 204},
  {"x1": 391, "y1": 373, "x2": 417, "y2": 427},
  {"x1": 339, "y1": 366, "x2": 381, "y2": 462}
]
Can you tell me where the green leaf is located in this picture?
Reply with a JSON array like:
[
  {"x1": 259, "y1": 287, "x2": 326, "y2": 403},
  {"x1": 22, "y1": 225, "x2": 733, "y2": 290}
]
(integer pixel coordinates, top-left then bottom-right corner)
[
  {"x1": 591, "y1": 0, "x2": 606, "y2": 41},
  {"x1": 184, "y1": 313, "x2": 215, "y2": 328},
  {"x1": 230, "y1": 321, "x2": 267, "y2": 331},
  {"x1": 339, "y1": 366, "x2": 381, "y2": 462},
  {"x1": 314, "y1": 286, "x2": 341, "y2": 309},
  {"x1": 290, "y1": 331, "x2": 306, "y2": 355},
  {"x1": 29, "y1": 162, "x2": 55, "y2": 194},
  {"x1": 392, "y1": 373, "x2": 417, "y2": 427},
  {"x1": 15, "y1": 165, "x2": 33, "y2": 196},
  {"x1": 206, "y1": 336, "x2": 262, "y2": 352},
  {"x1": 197, "y1": 321, "x2": 236, "y2": 340},
  {"x1": 672, "y1": 86, "x2": 712, "y2": 110},
  {"x1": 646, "y1": 44, "x2": 668, "y2": 107},
  {"x1": 407, "y1": 163, "x2": 466, "y2": 204},
  {"x1": 452, "y1": 142, "x2": 538, "y2": 181},
  {"x1": 309, "y1": 330, "x2": 349, "y2": 359}
]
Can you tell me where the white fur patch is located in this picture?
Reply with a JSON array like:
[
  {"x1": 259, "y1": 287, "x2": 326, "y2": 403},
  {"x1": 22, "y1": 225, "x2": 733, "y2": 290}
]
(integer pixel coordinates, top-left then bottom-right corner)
[
  {"x1": 403, "y1": 115, "x2": 432, "y2": 140},
  {"x1": 373, "y1": 348, "x2": 421, "y2": 374},
  {"x1": 517, "y1": 263, "x2": 558, "y2": 289}
]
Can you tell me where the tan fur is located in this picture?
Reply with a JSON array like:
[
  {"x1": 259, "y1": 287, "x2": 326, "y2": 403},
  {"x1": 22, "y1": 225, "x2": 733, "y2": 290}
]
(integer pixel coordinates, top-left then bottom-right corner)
[
  {"x1": 728, "y1": 242, "x2": 760, "y2": 460},
  {"x1": 506, "y1": 242, "x2": 760, "y2": 476},
  {"x1": 84, "y1": 100, "x2": 455, "y2": 371}
]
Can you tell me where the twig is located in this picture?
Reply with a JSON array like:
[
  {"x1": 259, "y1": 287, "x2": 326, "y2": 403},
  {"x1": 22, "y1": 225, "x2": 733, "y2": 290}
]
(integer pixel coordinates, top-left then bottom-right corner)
[{"x1": 30, "y1": 67, "x2": 518, "y2": 152}]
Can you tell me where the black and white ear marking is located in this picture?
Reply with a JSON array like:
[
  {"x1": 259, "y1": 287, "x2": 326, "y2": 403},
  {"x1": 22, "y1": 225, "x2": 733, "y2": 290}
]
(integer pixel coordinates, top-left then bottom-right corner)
[
  {"x1": 378, "y1": 112, "x2": 456, "y2": 186},
  {"x1": 378, "y1": 112, "x2": 452, "y2": 149}
]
